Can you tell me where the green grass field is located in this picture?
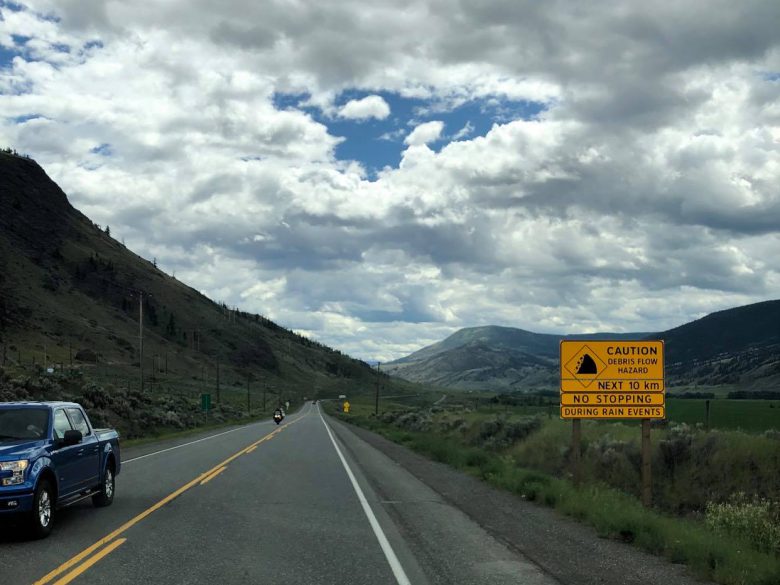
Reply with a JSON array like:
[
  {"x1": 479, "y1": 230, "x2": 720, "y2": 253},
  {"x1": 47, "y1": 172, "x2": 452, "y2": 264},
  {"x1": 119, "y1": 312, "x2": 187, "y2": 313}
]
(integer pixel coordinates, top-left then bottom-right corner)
[
  {"x1": 332, "y1": 389, "x2": 780, "y2": 434},
  {"x1": 667, "y1": 398, "x2": 780, "y2": 432},
  {"x1": 441, "y1": 393, "x2": 780, "y2": 433}
]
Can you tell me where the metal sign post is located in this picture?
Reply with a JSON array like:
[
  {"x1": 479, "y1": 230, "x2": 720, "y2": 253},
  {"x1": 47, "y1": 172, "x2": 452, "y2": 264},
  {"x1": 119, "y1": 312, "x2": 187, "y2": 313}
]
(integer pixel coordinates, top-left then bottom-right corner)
[
  {"x1": 571, "y1": 419, "x2": 582, "y2": 486},
  {"x1": 641, "y1": 419, "x2": 651, "y2": 507}
]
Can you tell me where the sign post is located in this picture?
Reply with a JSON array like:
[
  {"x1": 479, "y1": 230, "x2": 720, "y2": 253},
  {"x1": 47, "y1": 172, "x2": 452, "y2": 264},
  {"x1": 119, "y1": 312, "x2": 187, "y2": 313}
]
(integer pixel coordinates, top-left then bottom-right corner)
[
  {"x1": 641, "y1": 419, "x2": 651, "y2": 507},
  {"x1": 560, "y1": 340, "x2": 665, "y2": 507},
  {"x1": 201, "y1": 393, "x2": 211, "y2": 413},
  {"x1": 571, "y1": 418, "x2": 582, "y2": 486}
]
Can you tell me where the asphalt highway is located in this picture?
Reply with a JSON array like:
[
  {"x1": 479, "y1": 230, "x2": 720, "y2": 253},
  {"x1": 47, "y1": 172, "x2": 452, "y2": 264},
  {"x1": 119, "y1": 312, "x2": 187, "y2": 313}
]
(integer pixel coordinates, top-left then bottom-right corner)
[{"x1": 2, "y1": 402, "x2": 557, "y2": 585}]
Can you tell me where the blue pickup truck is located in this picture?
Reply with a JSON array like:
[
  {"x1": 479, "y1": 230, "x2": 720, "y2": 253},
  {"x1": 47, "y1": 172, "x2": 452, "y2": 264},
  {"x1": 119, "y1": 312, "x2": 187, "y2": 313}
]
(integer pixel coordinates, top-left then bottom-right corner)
[{"x1": 0, "y1": 402, "x2": 121, "y2": 538}]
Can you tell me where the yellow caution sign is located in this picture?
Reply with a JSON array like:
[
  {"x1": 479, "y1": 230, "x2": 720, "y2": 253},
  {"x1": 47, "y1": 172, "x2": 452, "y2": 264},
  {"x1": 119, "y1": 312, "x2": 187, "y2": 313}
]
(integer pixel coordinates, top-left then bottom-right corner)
[
  {"x1": 343, "y1": 401, "x2": 350, "y2": 413},
  {"x1": 560, "y1": 340, "x2": 665, "y2": 420}
]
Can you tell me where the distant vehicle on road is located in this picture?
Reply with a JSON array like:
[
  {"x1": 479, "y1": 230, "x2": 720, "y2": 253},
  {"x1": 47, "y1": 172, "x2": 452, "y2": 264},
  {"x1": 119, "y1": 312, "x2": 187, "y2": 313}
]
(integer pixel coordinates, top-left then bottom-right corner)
[
  {"x1": 273, "y1": 408, "x2": 284, "y2": 425},
  {"x1": 0, "y1": 402, "x2": 121, "y2": 538}
]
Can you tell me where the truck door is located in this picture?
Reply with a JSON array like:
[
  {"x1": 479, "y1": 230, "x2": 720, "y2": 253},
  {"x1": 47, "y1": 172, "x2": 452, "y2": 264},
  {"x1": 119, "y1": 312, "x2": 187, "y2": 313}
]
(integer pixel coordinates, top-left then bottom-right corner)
[
  {"x1": 50, "y1": 408, "x2": 81, "y2": 498},
  {"x1": 66, "y1": 407, "x2": 100, "y2": 491}
]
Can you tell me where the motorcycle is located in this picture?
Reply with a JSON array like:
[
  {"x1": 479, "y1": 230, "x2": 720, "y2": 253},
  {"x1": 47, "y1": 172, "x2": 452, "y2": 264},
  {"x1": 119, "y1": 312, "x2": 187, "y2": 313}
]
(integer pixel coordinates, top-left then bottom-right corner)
[{"x1": 273, "y1": 411, "x2": 284, "y2": 425}]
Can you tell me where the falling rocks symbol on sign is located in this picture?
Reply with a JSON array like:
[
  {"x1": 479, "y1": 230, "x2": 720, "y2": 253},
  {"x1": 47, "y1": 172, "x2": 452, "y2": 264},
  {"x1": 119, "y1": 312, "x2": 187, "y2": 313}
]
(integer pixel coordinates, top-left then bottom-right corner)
[{"x1": 576, "y1": 354, "x2": 598, "y2": 375}]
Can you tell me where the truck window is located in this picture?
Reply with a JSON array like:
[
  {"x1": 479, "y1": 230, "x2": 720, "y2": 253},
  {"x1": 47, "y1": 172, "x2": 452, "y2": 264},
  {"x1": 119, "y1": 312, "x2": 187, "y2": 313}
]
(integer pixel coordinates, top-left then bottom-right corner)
[
  {"x1": 0, "y1": 408, "x2": 49, "y2": 441},
  {"x1": 66, "y1": 408, "x2": 91, "y2": 436},
  {"x1": 53, "y1": 409, "x2": 73, "y2": 440}
]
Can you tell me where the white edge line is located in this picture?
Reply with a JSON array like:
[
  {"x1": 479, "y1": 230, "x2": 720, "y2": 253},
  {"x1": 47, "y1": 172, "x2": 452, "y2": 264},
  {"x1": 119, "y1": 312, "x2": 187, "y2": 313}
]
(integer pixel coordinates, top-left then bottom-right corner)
[{"x1": 318, "y1": 405, "x2": 412, "y2": 585}]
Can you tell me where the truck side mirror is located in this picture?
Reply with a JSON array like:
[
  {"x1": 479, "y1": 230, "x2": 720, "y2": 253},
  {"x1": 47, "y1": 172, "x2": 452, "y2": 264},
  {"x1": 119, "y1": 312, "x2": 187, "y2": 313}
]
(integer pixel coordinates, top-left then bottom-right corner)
[{"x1": 63, "y1": 430, "x2": 83, "y2": 446}]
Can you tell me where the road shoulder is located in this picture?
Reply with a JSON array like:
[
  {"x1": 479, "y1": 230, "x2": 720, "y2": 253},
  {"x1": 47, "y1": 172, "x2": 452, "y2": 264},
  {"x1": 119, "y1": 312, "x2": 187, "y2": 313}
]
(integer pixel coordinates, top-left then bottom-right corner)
[{"x1": 328, "y1": 416, "x2": 713, "y2": 585}]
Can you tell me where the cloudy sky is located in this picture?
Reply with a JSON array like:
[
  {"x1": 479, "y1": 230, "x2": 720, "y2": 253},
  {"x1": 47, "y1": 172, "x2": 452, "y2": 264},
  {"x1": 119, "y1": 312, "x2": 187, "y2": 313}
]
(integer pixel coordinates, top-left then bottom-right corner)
[{"x1": 1, "y1": 0, "x2": 779, "y2": 361}]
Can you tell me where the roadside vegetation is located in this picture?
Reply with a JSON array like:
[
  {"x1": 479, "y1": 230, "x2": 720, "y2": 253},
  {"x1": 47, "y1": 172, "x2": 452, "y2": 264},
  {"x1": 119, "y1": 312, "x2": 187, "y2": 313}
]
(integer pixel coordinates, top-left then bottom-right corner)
[
  {"x1": 0, "y1": 366, "x2": 261, "y2": 439},
  {"x1": 0, "y1": 357, "x2": 417, "y2": 440},
  {"x1": 329, "y1": 395, "x2": 780, "y2": 585}
]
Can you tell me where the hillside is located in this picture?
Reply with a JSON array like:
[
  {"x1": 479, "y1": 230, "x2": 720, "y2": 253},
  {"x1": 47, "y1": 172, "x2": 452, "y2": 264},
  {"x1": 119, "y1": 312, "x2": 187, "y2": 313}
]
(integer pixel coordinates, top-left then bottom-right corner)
[
  {"x1": 0, "y1": 152, "x2": 391, "y2": 432},
  {"x1": 657, "y1": 300, "x2": 780, "y2": 387},
  {"x1": 386, "y1": 304, "x2": 780, "y2": 391}
]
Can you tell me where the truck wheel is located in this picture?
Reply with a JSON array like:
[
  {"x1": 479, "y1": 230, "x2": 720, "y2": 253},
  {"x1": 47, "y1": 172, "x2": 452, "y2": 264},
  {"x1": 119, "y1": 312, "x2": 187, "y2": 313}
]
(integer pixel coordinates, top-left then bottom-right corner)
[
  {"x1": 92, "y1": 464, "x2": 115, "y2": 508},
  {"x1": 30, "y1": 479, "x2": 54, "y2": 539}
]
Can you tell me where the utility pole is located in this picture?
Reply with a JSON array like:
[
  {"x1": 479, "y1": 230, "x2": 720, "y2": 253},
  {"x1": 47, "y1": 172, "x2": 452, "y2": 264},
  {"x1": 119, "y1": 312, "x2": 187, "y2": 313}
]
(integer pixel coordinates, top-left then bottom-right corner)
[
  {"x1": 216, "y1": 359, "x2": 220, "y2": 404},
  {"x1": 375, "y1": 362, "x2": 381, "y2": 416},
  {"x1": 139, "y1": 292, "x2": 144, "y2": 392}
]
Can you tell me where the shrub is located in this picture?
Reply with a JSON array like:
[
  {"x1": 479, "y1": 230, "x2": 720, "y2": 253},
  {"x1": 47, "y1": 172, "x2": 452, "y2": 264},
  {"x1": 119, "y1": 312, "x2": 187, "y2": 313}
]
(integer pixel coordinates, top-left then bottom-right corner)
[
  {"x1": 705, "y1": 493, "x2": 780, "y2": 555},
  {"x1": 82, "y1": 382, "x2": 112, "y2": 409},
  {"x1": 395, "y1": 411, "x2": 432, "y2": 432},
  {"x1": 658, "y1": 423, "x2": 694, "y2": 475},
  {"x1": 475, "y1": 416, "x2": 543, "y2": 449}
]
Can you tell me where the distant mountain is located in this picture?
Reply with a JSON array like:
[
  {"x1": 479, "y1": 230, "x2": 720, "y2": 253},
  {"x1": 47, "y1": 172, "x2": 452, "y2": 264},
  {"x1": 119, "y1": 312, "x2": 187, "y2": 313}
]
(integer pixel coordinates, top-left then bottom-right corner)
[
  {"x1": 655, "y1": 300, "x2": 780, "y2": 388},
  {"x1": 385, "y1": 326, "x2": 651, "y2": 390},
  {"x1": 0, "y1": 152, "x2": 381, "y2": 401},
  {"x1": 385, "y1": 303, "x2": 780, "y2": 391}
]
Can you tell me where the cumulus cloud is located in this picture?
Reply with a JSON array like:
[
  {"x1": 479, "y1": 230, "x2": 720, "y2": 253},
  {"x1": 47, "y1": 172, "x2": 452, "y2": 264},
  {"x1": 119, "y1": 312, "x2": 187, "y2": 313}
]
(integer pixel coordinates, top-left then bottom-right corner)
[
  {"x1": 404, "y1": 121, "x2": 445, "y2": 146},
  {"x1": 338, "y1": 95, "x2": 390, "y2": 120},
  {"x1": 1, "y1": 0, "x2": 779, "y2": 361}
]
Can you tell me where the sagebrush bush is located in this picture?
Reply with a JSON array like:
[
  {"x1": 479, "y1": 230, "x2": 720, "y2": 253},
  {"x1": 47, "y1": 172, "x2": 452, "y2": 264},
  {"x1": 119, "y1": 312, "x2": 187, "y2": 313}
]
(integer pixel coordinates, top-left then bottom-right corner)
[
  {"x1": 705, "y1": 493, "x2": 780, "y2": 555},
  {"x1": 82, "y1": 382, "x2": 112, "y2": 409},
  {"x1": 586, "y1": 434, "x2": 641, "y2": 495},
  {"x1": 395, "y1": 411, "x2": 432, "y2": 432},
  {"x1": 474, "y1": 415, "x2": 542, "y2": 449}
]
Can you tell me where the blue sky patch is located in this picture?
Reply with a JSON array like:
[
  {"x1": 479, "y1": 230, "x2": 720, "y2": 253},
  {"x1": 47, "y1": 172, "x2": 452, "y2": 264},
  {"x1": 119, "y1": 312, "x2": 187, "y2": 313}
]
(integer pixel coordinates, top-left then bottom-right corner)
[
  {"x1": 0, "y1": 32, "x2": 26, "y2": 69},
  {"x1": 273, "y1": 90, "x2": 547, "y2": 178},
  {"x1": 0, "y1": 44, "x2": 19, "y2": 69},
  {"x1": 12, "y1": 114, "x2": 45, "y2": 123},
  {"x1": 91, "y1": 143, "x2": 113, "y2": 156},
  {"x1": 0, "y1": 1, "x2": 25, "y2": 12}
]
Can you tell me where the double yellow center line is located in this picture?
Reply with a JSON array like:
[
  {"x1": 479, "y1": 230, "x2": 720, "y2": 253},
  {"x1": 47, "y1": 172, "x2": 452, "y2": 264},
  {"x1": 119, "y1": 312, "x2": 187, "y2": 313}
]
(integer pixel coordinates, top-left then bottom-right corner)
[{"x1": 35, "y1": 412, "x2": 307, "y2": 585}]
